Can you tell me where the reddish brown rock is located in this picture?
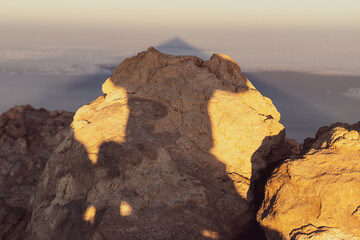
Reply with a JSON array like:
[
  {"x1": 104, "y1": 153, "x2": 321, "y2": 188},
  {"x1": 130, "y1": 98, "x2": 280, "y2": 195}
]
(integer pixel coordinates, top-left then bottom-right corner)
[
  {"x1": 28, "y1": 48, "x2": 289, "y2": 239},
  {"x1": 284, "y1": 138, "x2": 300, "y2": 156},
  {"x1": 0, "y1": 105, "x2": 73, "y2": 240},
  {"x1": 257, "y1": 121, "x2": 360, "y2": 240}
]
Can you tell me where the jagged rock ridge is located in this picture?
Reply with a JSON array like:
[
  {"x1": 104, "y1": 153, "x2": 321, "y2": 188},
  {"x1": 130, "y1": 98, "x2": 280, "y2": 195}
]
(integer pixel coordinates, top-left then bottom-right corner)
[{"x1": 27, "y1": 47, "x2": 290, "y2": 239}]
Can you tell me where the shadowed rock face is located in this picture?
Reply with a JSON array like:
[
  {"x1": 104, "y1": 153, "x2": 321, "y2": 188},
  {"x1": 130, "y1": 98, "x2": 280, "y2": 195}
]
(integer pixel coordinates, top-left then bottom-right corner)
[
  {"x1": 257, "y1": 121, "x2": 360, "y2": 240},
  {"x1": 0, "y1": 105, "x2": 73, "y2": 240},
  {"x1": 27, "y1": 47, "x2": 289, "y2": 239}
]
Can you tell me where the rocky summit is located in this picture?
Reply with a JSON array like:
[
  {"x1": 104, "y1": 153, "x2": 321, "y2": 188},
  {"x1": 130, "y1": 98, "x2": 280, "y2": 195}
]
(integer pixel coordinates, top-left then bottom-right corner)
[
  {"x1": 2, "y1": 48, "x2": 358, "y2": 240},
  {"x1": 0, "y1": 105, "x2": 73, "y2": 240},
  {"x1": 26, "y1": 47, "x2": 290, "y2": 239},
  {"x1": 257, "y1": 121, "x2": 360, "y2": 240}
]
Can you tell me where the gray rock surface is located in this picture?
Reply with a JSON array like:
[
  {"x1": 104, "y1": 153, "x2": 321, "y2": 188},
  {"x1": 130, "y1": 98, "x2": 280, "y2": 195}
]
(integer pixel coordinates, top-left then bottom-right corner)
[
  {"x1": 0, "y1": 105, "x2": 73, "y2": 239},
  {"x1": 27, "y1": 48, "x2": 288, "y2": 239}
]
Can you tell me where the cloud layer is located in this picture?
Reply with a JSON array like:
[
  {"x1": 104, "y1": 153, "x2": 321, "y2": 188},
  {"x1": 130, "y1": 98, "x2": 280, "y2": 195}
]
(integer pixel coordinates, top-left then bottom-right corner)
[{"x1": 343, "y1": 88, "x2": 360, "y2": 100}]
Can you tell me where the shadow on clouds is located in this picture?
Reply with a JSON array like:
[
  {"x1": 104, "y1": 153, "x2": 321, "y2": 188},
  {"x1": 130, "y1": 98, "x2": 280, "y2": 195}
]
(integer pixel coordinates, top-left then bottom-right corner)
[{"x1": 246, "y1": 71, "x2": 360, "y2": 141}]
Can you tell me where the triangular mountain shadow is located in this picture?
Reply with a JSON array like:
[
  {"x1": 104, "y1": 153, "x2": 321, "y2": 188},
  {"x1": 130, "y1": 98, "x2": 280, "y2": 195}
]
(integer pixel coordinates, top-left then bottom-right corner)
[
  {"x1": 49, "y1": 40, "x2": 209, "y2": 112},
  {"x1": 156, "y1": 37, "x2": 210, "y2": 59}
]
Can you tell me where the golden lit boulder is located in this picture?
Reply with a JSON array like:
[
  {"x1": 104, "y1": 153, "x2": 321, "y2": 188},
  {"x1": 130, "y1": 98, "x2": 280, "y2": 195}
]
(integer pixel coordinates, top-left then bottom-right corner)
[
  {"x1": 27, "y1": 48, "x2": 288, "y2": 239},
  {"x1": 0, "y1": 105, "x2": 73, "y2": 239},
  {"x1": 257, "y1": 121, "x2": 360, "y2": 240}
]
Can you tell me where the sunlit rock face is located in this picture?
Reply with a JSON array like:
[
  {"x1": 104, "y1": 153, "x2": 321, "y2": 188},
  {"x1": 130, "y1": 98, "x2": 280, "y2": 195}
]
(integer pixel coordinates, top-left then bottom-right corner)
[
  {"x1": 257, "y1": 121, "x2": 360, "y2": 240},
  {"x1": 27, "y1": 47, "x2": 288, "y2": 239},
  {"x1": 0, "y1": 105, "x2": 73, "y2": 239}
]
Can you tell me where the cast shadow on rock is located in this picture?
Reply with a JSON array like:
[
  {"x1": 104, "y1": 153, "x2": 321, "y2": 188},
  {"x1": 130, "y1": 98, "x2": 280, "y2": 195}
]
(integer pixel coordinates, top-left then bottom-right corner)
[
  {"x1": 78, "y1": 95, "x2": 253, "y2": 239},
  {"x1": 245, "y1": 130, "x2": 291, "y2": 239},
  {"x1": 28, "y1": 49, "x2": 288, "y2": 240}
]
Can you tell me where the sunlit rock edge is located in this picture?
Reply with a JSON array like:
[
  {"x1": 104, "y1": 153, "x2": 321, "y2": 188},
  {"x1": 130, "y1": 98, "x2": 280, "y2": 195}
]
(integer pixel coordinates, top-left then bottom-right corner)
[
  {"x1": 22, "y1": 47, "x2": 293, "y2": 239},
  {"x1": 1, "y1": 48, "x2": 357, "y2": 239},
  {"x1": 257, "y1": 121, "x2": 360, "y2": 240}
]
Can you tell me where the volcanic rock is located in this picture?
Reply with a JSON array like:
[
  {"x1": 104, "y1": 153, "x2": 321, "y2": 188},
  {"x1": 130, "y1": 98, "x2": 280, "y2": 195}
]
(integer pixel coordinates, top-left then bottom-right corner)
[
  {"x1": 27, "y1": 47, "x2": 289, "y2": 239},
  {"x1": 0, "y1": 105, "x2": 73, "y2": 240},
  {"x1": 257, "y1": 121, "x2": 360, "y2": 239}
]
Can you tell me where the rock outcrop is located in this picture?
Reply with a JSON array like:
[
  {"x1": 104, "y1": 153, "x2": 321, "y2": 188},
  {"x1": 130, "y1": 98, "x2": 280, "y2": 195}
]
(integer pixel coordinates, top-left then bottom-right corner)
[
  {"x1": 257, "y1": 121, "x2": 360, "y2": 239},
  {"x1": 27, "y1": 47, "x2": 289, "y2": 239},
  {"x1": 0, "y1": 105, "x2": 73, "y2": 239}
]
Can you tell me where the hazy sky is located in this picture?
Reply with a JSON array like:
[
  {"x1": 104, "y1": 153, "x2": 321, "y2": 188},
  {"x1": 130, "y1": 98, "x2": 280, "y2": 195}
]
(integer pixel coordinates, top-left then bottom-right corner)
[
  {"x1": 1, "y1": 0, "x2": 359, "y2": 74},
  {"x1": 0, "y1": 1, "x2": 359, "y2": 141},
  {"x1": 1, "y1": 0, "x2": 360, "y2": 29}
]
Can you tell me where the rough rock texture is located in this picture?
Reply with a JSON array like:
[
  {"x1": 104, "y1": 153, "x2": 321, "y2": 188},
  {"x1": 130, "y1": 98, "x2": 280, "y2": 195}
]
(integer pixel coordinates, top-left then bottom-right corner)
[
  {"x1": 28, "y1": 48, "x2": 289, "y2": 239},
  {"x1": 0, "y1": 105, "x2": 73, "y2": 240},
  {"x1": 257, "y1": 121, "x2": 360, "y2": 240},
  {"x1": 285, "y1": 138, "x2": 300, "y2": 156}
]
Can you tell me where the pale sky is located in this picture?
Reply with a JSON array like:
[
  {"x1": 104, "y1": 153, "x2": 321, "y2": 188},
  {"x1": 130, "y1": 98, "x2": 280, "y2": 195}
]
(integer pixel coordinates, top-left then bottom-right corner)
[
  {"x1": 1, "y1": 0, "x2": 359, "y2": 76},
  {"x1": 1, "y1": 0, "x2": 359, "y2": 29},
  {"x1": 0, "y1": 0, "x2": 359, "y2": 141}
]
